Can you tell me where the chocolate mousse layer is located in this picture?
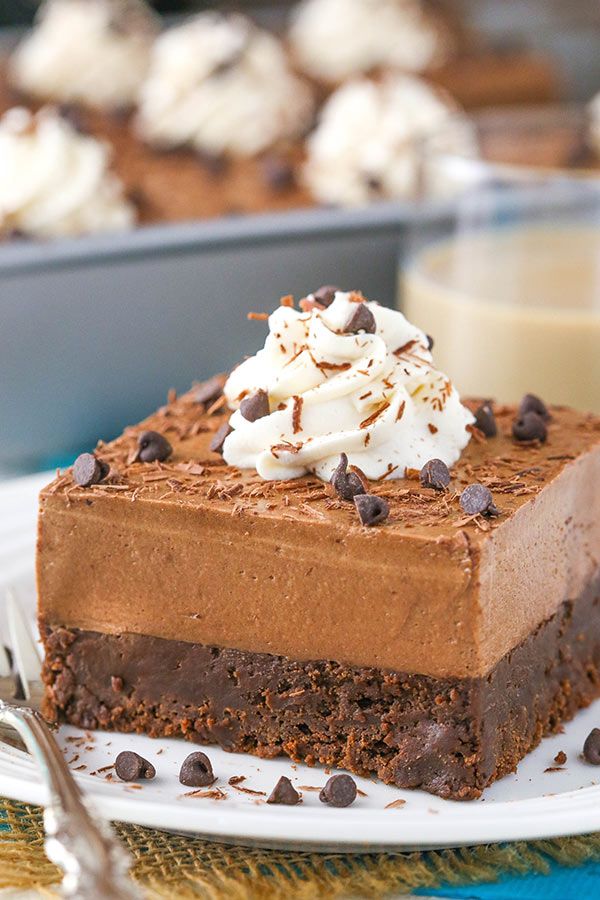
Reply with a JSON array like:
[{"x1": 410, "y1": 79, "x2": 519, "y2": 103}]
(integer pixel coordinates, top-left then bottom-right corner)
[
  {"x1": 37, "y1": 385, "x2": 600, "y2": 680},
  {"x1": 40, "y1": 570, "x2": 600, "y2": 800}
]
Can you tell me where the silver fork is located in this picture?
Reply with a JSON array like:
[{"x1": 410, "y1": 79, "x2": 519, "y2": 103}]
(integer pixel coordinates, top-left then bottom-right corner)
[{"x1": 0, "y1": 591, "x2": 142, "y2": 898}]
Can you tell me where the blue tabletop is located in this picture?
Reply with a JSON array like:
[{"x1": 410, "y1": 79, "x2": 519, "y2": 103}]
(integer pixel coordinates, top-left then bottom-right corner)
[{"x1": 415, "y1": 860, "x2": 600, "y2": 899}]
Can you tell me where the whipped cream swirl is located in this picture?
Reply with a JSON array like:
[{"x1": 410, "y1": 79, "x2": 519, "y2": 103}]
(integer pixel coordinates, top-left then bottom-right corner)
[
  {"x1": 289, "y1": 0, "x2": 453, "y2": 83},
  {"x1": 11, "y1": 0, "x2": 158, "y2": 111},
  {"x1": 0, "y1": 107, "x2": 135, "y2": 239},
  {"x1": 304, "y1": 75, "x2": 461, "y2": 206},
  {"x1": 223, "y1": 292, "x2": 473, "y2": 481},
  {"x1": 136, "y1": 12, "x2": 314, "y2": 157}
]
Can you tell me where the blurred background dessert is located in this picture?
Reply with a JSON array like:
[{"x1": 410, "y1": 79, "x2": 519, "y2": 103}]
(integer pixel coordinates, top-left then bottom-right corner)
[
  {"x1": 10, "y1": 0, "x2": 158, "y2": 112},
  {"x1": 0, "y1": 105, "x2": 136, "y2": 239}
]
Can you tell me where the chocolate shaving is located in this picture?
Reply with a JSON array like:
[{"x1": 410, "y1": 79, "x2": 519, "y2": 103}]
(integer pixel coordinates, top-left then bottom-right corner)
[
  {"x1": 292, "y1": 396, "x2": 303, "y2": 434},
  {"x1": 385, "y1": 798, "x2": 406, "y2": 809},
  {"x1": 359, "y1": 401, "x2": 390, "y2": 429}
]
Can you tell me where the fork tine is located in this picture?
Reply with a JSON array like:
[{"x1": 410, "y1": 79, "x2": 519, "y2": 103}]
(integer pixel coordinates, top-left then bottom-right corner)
[
  {"x1": 6, "y1": 590, "x2": 41, "y2": 701},
  {"x1": 0, "y1": 642, "x2": 10, "y2": 678}
]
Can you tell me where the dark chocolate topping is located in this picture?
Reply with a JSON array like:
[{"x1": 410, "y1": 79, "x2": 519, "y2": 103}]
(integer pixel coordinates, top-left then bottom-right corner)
[
  {"x1": 473, "y1": 402, "x2": 497, "y2": 438},
  {"x1": 330, "y1": 453, "x2": 366, "y2": 502},
  {"x1": 459, "y1": 484, "x2": 499, "y2": 517},
  {"x1": 312, "y1": 285, "x2": 340, "y2": 308},
  {"x1": 583, "y1": 728, "x2": 600, "y2": 765},
  {"x1": 72, "y1": 453, "x2": 108, "y2": 488},
  {"x1": 354, "y1": 493, "x2": 389, "y2": 526},
  {"x1": 319, "y1": 774, "x2": 357, "y2": 807},
  {"x1": 519, "y1": 393, "x2": 550, "y2": 422},
  {"x1": 266, "y1": 775, "x2": 301, "y2": 805},
  {"x1": 420, "y1": 459, "x2": 451, "y2": 491},
  {"x1": 136, "y1": 430, "x2": 172, "y2": 463},
  {"x1": 209, "y1": 421, "x2": 233, "y2": 454},
  {"x1": 115, "y1": 750, "x2": 155, "y2": 782},
  {"x1": 195, "y1": 376, "x2": 224, "y2": 406},
  {"x1": 240, "y1": 389, "x2": 270, "y2": 422},
  {"x1": 179, "y1": 751, "x2": 215, "y2": 787},
  {"x1": 512, "y1": 411, "x2": 548, "y2": 443},
  {"x1": 344, "y1": 303, "x2": 376, "y2": 335}
]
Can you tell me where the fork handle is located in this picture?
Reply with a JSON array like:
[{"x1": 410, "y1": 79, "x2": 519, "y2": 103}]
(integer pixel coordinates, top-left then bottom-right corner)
[{"x1": 0, "y1": 703, "x2": 141, "y2": 898}]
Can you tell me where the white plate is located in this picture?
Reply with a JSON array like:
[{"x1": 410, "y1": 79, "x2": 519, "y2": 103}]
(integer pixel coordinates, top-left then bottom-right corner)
[{"x1": 1, "y1": 473, "x2": 600, "y2": 851}]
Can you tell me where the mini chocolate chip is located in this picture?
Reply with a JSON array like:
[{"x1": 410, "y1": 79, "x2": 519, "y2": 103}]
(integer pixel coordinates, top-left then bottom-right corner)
[
  {"x1": 319, "y1": 774, "x2": 357, "y2": 808},
  {"x1": 195, "y1": 376, "x2": 223, "y2": 406},
  {"x1": 312, "y1": 285, "x2": 339, "y2": 308},
  {"x1": 365, "y1": 174, "x2": 383, "y2": 194},
  {"x1": 519, "y1": 393, "x2": 550, "y2": 421},
  {"x1": 197, "y1": 150, "x2": 228, "y2": 176},
  {"x1": 330, "y1": 453, "x2": 366, "y2": 502},
  {"x1": 210, "y1": 421, "x2": 232, "y2": 454},
  {"x1": 135, "y1": 430, "x2": 172, "y2": 463},
  {"x1": 267, "y1": 776, "x2": 300, "y2": 805},
  {"x1": 115, "y1": 751, "x2": 155, "y2": 782},
  {"x1": 420, "y1": 459, "x2": 450, "y2": 491},
  {"x1": 179, "y1": 751, "x2": 215, "y2": 787},
  {"x1": 512, "y1": 411, "x2": 547, "y2": 443},
  {"x1": 426, "y1": 334, "x2": 434, "y2": 351},
  {"x1": 344, "y1": 303, "x2": 376, "y2": 335},
  {"x1": 354, "y1": 493, "x2": 389, "y2": 526},
  {"x1": 262, "y1": 154, "x2": 295, "y2": 190},
  {"x1": 583, "y1": 728, "x2": 600, "y2": 765},
  {"x1": 473, "y1": 402, "x2": 497, "y2": 438},
  {"x1": 459, "y1": 483, "x2": 499, "y2": 517},
  {"x1": 240, "y1": 389, "x2": 270, "y2": 422},
  {"x1": 72, "y1": 453, "x2": 109, "y2": 487}
]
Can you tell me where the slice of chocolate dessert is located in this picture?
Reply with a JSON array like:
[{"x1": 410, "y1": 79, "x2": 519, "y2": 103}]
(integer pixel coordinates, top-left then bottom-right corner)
[{"x1": 37, "y1": 290, "x2": 600, "y2": 800}]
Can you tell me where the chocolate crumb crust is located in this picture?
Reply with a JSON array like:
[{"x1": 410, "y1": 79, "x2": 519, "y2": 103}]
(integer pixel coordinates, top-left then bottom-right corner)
[{"x1": 40, "y1": 572, "x2": 600, "y2": 801}]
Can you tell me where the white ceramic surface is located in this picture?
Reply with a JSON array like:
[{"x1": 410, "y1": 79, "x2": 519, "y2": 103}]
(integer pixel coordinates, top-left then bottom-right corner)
[{"x1": 1, "y1": 473, "x2": 600, "y2": 851}]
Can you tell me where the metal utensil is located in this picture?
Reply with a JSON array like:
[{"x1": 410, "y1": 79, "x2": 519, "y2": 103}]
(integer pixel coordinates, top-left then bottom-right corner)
[{"x1": 0, "y1": 591, "x2": 141, "y2": 898}]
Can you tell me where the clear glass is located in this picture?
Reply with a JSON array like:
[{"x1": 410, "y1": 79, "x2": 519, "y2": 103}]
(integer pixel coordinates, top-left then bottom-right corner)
[{"x1": 401, "y1": 105, "x2": 600, "y2": 412}]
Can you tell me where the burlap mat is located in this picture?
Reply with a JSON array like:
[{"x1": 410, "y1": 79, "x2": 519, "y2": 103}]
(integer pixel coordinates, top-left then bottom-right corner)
[{"x1": 2, "y1": 797, "x2": 600, "y2": 898}]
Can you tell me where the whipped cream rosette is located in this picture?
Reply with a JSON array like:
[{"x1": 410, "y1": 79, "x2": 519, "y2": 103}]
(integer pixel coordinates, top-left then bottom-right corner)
[
  {"x1": 0, "y1": 107, "x2": 135, "y2": 239},
  {"x1": 136, "y1": 12, "x2": 314, "y2": 157},
  {"x1": 11, "y1": 0, "x2": 158, "y2": 111},
  {"x1": 289, "y1": 0, "x2": 453, "y2": 84},
  {"x1": 303, "y1": 75, "x2": 463, "y2": 206},
  {"x1": 222, "y1": 291, "x2": 473, "y2": 481}
]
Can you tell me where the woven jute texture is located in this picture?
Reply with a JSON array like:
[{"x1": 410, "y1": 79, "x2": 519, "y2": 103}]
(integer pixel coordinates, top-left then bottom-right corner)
[{"x1": 2, "y1": 797, "x2": 600, "y2": 899}]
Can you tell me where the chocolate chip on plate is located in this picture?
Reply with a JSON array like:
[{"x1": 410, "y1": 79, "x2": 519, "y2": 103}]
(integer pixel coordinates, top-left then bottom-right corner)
[
  {"x1": 512, "y1": 411, "x2": 547, "y2": 443},
  {"x1": 262, "y1": 154, "x2": 295, "y2": 191},
  {"x1": 426, "y1": 334, "x2": 434, "y2": 351},
  {"x1": 519, "y1": 393, "x2": 550, "y2": 421},
  {"x1": 330, "y1": 453, "x2": 366, "y2": 502},
  {"x1": 312, "y1": 285, "x2": 339, "y2": 308},
  {"x1": 459, "y1": 484, "x2": 499, "y2": 517},
  {"x1": 583, "y1": 728, "x2": 600, "y2": 765},
  {"x1": 72, "y1": 453, "x2": 109, "y2": 487},
  {"x1": 210, "y1": 421, "x2": 233, "y2": 454},
  {"x1": 240, "y1": 389, "x2": 270, "y2": 422},
  {"x1": 473, "y1": 402, "x2": 497, "y2": 438},
  {"x1": 319, "y1": 774, "x2": 357, "y2": 808},
  {"x1": 195, "y1": 376, "x2": 223, "y2": 406},
  {"x1": 354, "y1": 493, "x2": 389, "y2": 526},
  {"x1": 344, "y1": 303, "x2": 376, "y2": 335},
  {"x1": 179, "y1": 751, "x2": 215, "y2": 787},
  {"x1": 420, "y1": 458, "x2": 450, "y2": 491},
  {"x1": 135, "y1": 430, "x2": 172, "y2": 463},
  {"x1": 267, "y1": 776, "x2": 301, "y2": 805},
  {"x1": 115, "y1": 751, "x2": 156, "y2": 782}
]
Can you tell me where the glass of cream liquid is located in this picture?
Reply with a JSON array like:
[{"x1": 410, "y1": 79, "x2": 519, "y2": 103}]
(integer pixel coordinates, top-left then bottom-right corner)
[{"x1": 402, "y1": 106, "x2": 600, "y2": 412}]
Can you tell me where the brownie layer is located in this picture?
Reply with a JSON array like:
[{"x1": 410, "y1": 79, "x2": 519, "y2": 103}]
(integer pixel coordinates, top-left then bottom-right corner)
[{"x1": 41, "y1": 570, "x2": 600, "y2": 801}]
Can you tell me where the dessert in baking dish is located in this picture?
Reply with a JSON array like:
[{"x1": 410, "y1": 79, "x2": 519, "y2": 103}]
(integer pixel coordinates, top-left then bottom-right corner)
[
  {"x1": 0, "y1": 106, "x2": 135, "y2": 239},
  {"x1": 37, "y1": 290, "x2": 600, "y2": 799}
]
